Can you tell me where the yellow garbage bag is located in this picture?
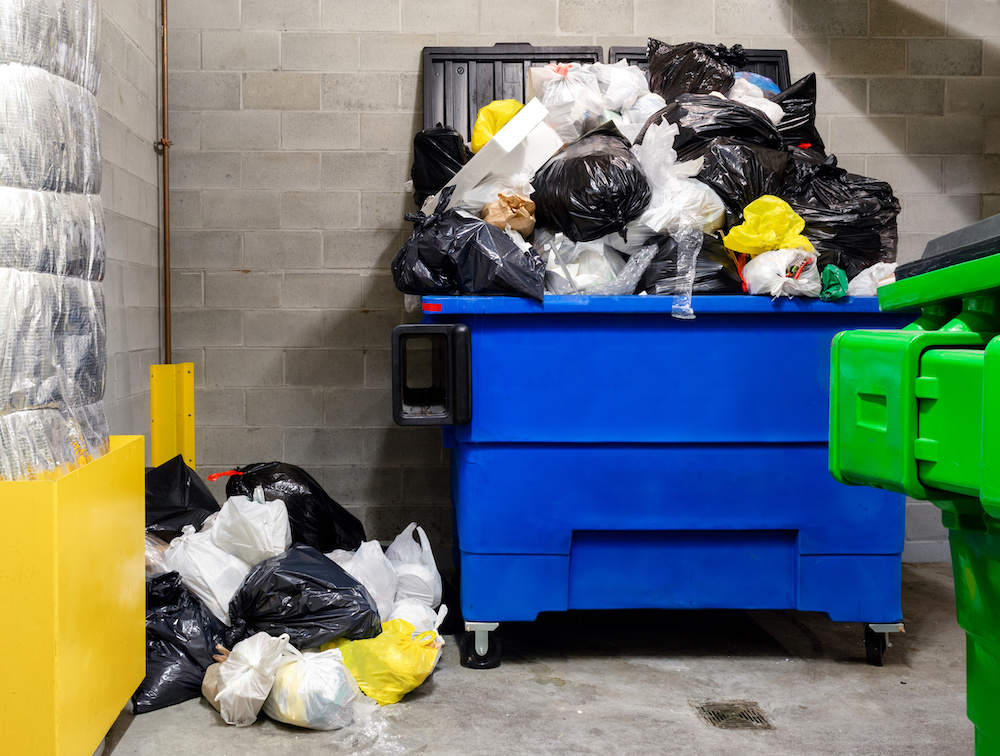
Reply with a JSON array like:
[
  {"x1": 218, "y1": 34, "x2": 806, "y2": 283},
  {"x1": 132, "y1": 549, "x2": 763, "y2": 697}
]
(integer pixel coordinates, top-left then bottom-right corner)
[
  {"x1": 326, "y1": 619, "x2": 442, "y2": 705},
  {"x1": 471, "y1": 99, "x2": 524, "y2": 153},
  {"x1": 723, "y1": 195, "x2": 814, "y2": 257}
]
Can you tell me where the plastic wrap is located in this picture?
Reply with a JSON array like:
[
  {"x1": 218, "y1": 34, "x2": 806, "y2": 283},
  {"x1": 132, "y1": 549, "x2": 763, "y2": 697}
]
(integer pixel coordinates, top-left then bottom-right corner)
[
  {"x1": 646, "y1": 39, "x2": 747, "y2": 103},
  {"x1": 0, "y1": 187, "x2": 104, "y2": 278},
  {"x1": 0, "y1": 400, "x2": 107, "y2": 480},
  {"x1": 636, "y1": 232, "x2": 742, "y2": 295},
  {"x1": 0, "y1": 0, "x2": 100, "y2": 92},
  {"x1": 0, "y1": 63, "x2": 101, "y2": 193}
]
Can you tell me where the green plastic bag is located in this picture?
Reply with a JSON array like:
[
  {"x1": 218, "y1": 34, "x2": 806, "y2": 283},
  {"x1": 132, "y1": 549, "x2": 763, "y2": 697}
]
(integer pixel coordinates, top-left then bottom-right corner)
[{"x1": 821, "y1": 264, "x2": 848, "y2": 302}]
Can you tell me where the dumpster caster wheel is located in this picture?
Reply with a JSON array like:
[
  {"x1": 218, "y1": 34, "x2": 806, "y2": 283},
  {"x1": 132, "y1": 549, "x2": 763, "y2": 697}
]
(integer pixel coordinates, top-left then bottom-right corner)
[
  {"x1": 865, "y1": 626, "x2": 888, "y2": 666},
  {"x1": 460, "y1": 628, "x2": 501, "y2": 669}
]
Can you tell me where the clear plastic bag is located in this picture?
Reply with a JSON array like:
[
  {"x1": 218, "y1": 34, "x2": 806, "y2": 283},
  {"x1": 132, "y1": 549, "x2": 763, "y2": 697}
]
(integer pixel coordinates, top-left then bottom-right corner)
[
  {"x1": 215, "y1": 632, "x2": 290, "y2": 727},
  {"x1": 145, "y1": 533, "x2": 170, "y2": 578},
  {"x1": 385, "y1": 523, "x2": 442, "y2": 609},
  {"x1": 163, "y1": 525, "x2": 252, "y2": 626},
  {"x1": 211, "y1": 485, "x2": 292, "y2": 567},
  {"x1": 326, "y1": 540, "x2": 399, "y2": 623},
  {"x1": 742, "y1": 248, "x2": 822, "y2": 298},
  {"x1": 529, "y1": 63, "x2": 604, "y2": 143},
  {"x1": 591, "y1": 60, "x2": 651, "y2": 112}
]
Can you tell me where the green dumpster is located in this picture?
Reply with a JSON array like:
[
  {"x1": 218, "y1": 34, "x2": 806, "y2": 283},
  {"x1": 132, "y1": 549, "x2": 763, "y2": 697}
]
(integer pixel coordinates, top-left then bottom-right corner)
[{"x1": 829, "y1": 213, "x2": 1000, "y2": 756}]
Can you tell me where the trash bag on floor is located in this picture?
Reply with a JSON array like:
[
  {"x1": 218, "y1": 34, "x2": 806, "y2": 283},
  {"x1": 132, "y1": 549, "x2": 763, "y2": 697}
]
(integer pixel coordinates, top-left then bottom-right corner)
[
  {"x1": 392, "y1": 187, "x2": 546, "y2": 301},
  {"x1": 263, "y1": 647, "x2": 375, "y2": 730},
  {"x1": 145, "y1": 454, "x2": 220, "y2": 541},
  {"x1": 646, "y1": 39, "x2": 747, "y2": 103},
  {"x1": 781, "y1": 147, "x2": 899, "y2": 279},
  {"x1": 133, "y1": 572, "x2": 226, "y2": 714},
  {"x1": 696, "y1": 139, "x2": 790, "y2": 227},
  {"x1": 163, "y1": 525, "x2": 252, "y2": 626},
  {"x1": 228, "y1": 545, "x2": 381, "y2": 650},
  {"x1": 387, "y1": 599, "x2": 449, "y2": 639},
  {"x1": 326, "y1": 540, "x2": 399, "y2": 622},
  {"x1": 216, "y1": 462, "x2": 365, "y2": 554},
  {"x1": 213, "y1": 631, "x2": 290, "y2": 727},
  {"x1": 770, "y1": 73, "x2": 825, "y2": 152},
  {"x1": 532, "y1": 122, "x2": 652, "y2": 242},
  {"x1": 211, "y1": 486, "x2": 292, "y2": 567},
  {"x1": 635, "y1": 232, "x2": 743, "y2": 295},
  {"x1": 386, "y1": 523, "x2": 443, "y2": 609},
  {"x1": 742, "y1": 248, "x2": 821, "y2": 298},
  {"x1": 636, "y1": 95, "x2": 783, "y2": 162},
  {"x1": 411, "y1": 125, "x2": 472, "y2": 207}
]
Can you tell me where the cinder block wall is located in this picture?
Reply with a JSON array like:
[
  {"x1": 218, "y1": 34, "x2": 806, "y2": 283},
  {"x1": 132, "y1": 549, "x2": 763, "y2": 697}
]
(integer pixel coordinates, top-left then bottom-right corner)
[
  {"x1": 167, "y1": 0, "x2": 999, "y2": 559},
  {"x1": 98, "y1": 0, "x2": 162, "y2": 460}
]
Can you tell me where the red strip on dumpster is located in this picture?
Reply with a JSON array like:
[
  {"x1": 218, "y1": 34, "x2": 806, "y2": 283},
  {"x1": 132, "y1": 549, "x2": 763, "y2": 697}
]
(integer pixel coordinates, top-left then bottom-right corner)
[{"x1": 423, "y1": 303, "x2": 442, "y2": 312}]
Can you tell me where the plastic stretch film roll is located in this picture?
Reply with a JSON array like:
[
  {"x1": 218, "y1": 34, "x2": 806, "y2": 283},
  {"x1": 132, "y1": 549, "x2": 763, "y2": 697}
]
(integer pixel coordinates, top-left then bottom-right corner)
[
  {"x1": 0, "y1": 0, "x2": 100, "y2": 93},
  {"x1": 0, "y1": 400, "x2": 108, "y2": 480},
  {"x1": 0, "y1": 63, "x2": 101, "y2": 193},
  {"x1": 0, "y1": 187, "x2": 104, "y2": 279}
]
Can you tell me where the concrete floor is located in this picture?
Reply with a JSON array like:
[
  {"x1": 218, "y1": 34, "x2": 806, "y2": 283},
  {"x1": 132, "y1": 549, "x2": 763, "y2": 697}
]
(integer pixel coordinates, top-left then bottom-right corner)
[{"x1": 109, "y1": 563, "x2": 973, "y2": 756}]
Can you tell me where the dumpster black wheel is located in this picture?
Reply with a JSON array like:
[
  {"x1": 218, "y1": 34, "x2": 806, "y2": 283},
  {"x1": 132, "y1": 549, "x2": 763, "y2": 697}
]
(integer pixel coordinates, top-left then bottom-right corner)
[
  {"x1": 865, "y1": 626, "x2": 887, "y2": 666},
  {"x1": 459, "y1": 630, "x2": 501, "y2": 669}
]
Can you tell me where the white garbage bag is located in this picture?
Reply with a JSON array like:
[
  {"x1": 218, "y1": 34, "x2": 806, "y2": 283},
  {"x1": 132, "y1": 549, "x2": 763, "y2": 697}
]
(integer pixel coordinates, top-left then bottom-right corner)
[
  {"x1": 388, "y1": 598, "x2": 449, "y2": 639},
  {"x1": 211, "y1": 485, "x2": 292, "y2": 566},
  {"x1": 847, "y1": 262, "x2": 898, "y2": 297},
  {"x1": 385, "y1": 523, "x2": 443, "y2": 609},
  {"x1": 742, "y1": 248, "x2": 822, "y2": 298},
  {"x1": 529, "y1": 63, "x2": 604, "y2": 143},
  {"x1": 325, "y1": 540, "x2": 398, "y2": 622},
  {"x1": 215, "y1": 632, "x2": 290, "y2": 727},
  {"x1": 164, "y1": 525, "x2": 251, "y2": 625},
  {"x1": 591, "y1": 60, "x2": 651, "y2": 111}
]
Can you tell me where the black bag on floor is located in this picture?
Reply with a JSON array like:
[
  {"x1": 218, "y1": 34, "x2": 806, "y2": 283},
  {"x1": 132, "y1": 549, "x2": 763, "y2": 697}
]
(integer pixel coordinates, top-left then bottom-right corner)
[
  {"x1": 771, "y1": 73, "x2": 825, "y2": 153},
  {"x1": 696, "y1": 139, "x2": 790, "y2": 227},
  {"x1": 145, "y1": 455, "x2": 219, "y2": 542},
  {"x1": 646, "y1": 39, "x2": 747, "y2": 103},
  {"x1": 532, "y1": 122, "x2": 652, "y2": 242},
  {"x1": 411, "y1": 125, "x2": 472, "y2": 207},
  {"x1": 227, "y1": 545, "x2": 381, "y2": 650},
  {"x1": 635, "y1": 232, "x2": 743, "y2": 295},
  {"x1": 132, "y1": 572, "x2": 226, "y2": 714},
  {"x1": 781, "y1": 147, "x2": 900, "y2": 279},
  {"x1": 222, "y1": 461, "x2": 365, "y2": 553},
  {"x1": 636, "y1": 95, "x2": 783, "y2": 162},
  {"x1": 392, "y1": 187, "x2": 546, "y2": 301}
]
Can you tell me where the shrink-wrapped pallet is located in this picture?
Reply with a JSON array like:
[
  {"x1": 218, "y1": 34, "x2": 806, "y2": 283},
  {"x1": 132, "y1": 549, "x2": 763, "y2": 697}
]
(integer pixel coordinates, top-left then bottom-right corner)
[
  {"x1": 0, "y1": 400, "x2": 108, "y2": 480},
  {"x1": 0, "y1": 0, "x2": 100, "y2": 92}
]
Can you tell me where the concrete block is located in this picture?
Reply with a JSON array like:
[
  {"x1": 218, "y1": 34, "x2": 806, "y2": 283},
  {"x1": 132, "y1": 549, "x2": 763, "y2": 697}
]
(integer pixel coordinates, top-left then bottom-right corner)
[
  {"x1": 323, "y1": 309, "x2": 399, "y2": 348},
  {"x1": 360, "y1": 112, "x2": 421, "y2": 151},
  {"x1": 169, "y1": 190, "x2": 202, "y2": 228},
  {"x1": 556, "y1": 0, "x2": 631, "y2": 34},
  {"x1": 125, "y1": 42, "x2": 157, "y2": 104},
  {"x1": 399, "y1": 73, "x2": 421, "y2": 112},
  {"x1": 361, "y1": 192, "x2": 410, "y2": 230},
  {"x1": 169, "y1": 71, "x2": 241, "y2": 110},
  {"x1": 123, "y1": 263, "x2": 159, "y2": 308},
  {"x1": 906, "y1": 501, "x2": 947, "y2": 541},
  {"x1": 245, "y1": 231, "x2": 323, "y2": 269},
  {"x1": 168, "y1": 0, "x2": 239, "y2": 30},
  {"x1": 282, "y1": 112, "x2": 360, "y2": 150},
  {"x1": 202, "y1": 111, "x2": 281, "y2": 151},
  {"x1": 897, "y1": 233, "x2": 939, "y2": 264},
  {"x1": 908, "y1": 39, "x2": 982, "y2": 76},
  {"x1": 870, "y1": 0, "x2": 946, "y2": 36},
  {"x1": 792, "y1": 0, "x2": 867, "y2": 36},
  {"x1": 243, "y1": 72, "x2": 322, "y2": 110},
  {"x1": 168, "y1": 30, "x2": 201, "y2": 70},
  {"x1": 747, "y1": 36, "x2": 830, "y2": 78},
  {"x1": 170, "y1": 270, "x2": 204, "y2": 308},
  {"x1": 202, "y1": 31, "x2": 280, "y2": 71},
  {"x1": 867, "y1": 155, "x2": 943, "y2": 194},
  {"x1": 363, "y1": 427, "x2": 441, "y2": 465},
  {"x1": 285, "y1": 349, "x2": 365, "y2": 387},
  {"x1": 281, "y1": 191, "x2": 360, "y2": 229},
  {"x1": 126, "y1": 306, "x2": 159, "y2": 351},
  {"x1": 126, "y1": 133, "x2": 159, "y2": 185},
  {"x1": 988, "y1": 117, "x2": 1000, "y2": 154},
  {"x1": 203, "y1": 189, "x2": 281, "y2": 229},
  {"x1": 321, "y1": 72, "x2": 400, "y2": 112},
  {"x1": 830, "y1": 39, "x2": 905, "y2": 75},
  {"x1": 205, "y1": 348, "x2": 285, "y2": 386},
  {"x1": 947, "y1": 78, "x2": 1000, "y2": 116},
  {"x1": 324, "y1": 388, "x2": 392, "y2": 426},
  {"x1": 869, "y1": 78, "x2": 944, "y2": 115},
  {"x1": 170, "y1": 150, "x2": 241, "y2": 190},
  {"x1": 948, "y1": 1, "x2": 1000, "y2": 37},
  {"x1": 321, "y1": 0, "x2": 400, "y2": 31},
  {"x1": 243, "y1": 152, "x2": 321, "y2": 190},
  {"x1": 114, "y1": 168, "x2": 142, "y2": 221},
  {"x1": 365, "y1": 348, "x2": 392, "y2": 388},
  {"x1": 193, "y1": 388, "x2": 246, "y2": 426},
  {"x1": 897, "y1": 192, "x2": 980, "y2": 234},
  {"x1": 282, "y1": 32, "x2": 359, "y2": 72},
  {"x1": 172, "y1": 308, "x2": 243, "y2": 347},
  {"x1": 401, "y1": 466, "x2": 451, "y2": 505},
  {"x1": 324, "y1": 229, "x2": 409, "y2": 269},
  {"x1": 172, "y1": 349, "x2": 206, "y2": 387},
  {"x1": 281, "y1": 272, "x2": 363, "y2": 308},
  {"x1": 321, "y1": 152, "x2": 399, "y2": 192},
  {"x1": 100, "y1": 161, "x2": 115, "y2": 213},
  {"x1": 320, "y1": 466, "x2": 401, "y2": 507},
  {"x1": 171, "y1": 230, "x2": 243, "y2": 269},
  {"x1": 284, "y1": 427, "x2": 364, "y2": 465},
  {"x1": 715, "y1": 0, "x2": 792, "y2": 36},
  {"x1": 205, "y1": 272, "x2": 281, "y2": 308},
  {"x1": 242, "y1": 0, "x2": 320, "y2": 30},
  {"x1": 203, "y1": 426, "x2": 285, "y2": 466},
  {"x1": 362, "y1": 274, "x2": 402, "y2": 309},
  {"x1": 401, "y1": 0, "x2": 478, "y2": 34},
  {"x1": 104, "y1": 210, "x2": 127, "y2": 262},
  {"x1": 984, "y1": 195, "x2": 1000, "y2": 218},
  {"x1": 99, "y1": 114, "x2": 127, "y2": 169},
  {"x1": 247, "y1": 388, "x2": 324, "y2": 426},
  {"x1": 816, "y1": 77, "x2": 868, "y2": 116},
  {"x1": 364, "y1": 504, "x2": 452, "y2": 551},
  {"x1": 826, "y1": 116, "x2": 906, "y2": 155},
  {"x1": 944, "y1": 156, "x2": 1000, "y2": 195},
  {"x1": 99, "y1": 13, "x2": 129, "y2": 74},
  {"x1": 902, "y1": 540, "x2": 951, "y2": 563},
  {"x1": 636, "y1": 0, "x2": 714, "y2": 38},
  {"x1": 244, "y1": 310, "x2": 325, "y2": 347},
  {"x1": 907, "y1": 116, "x2": 984, "y2": 154},
  {"x1": 358, "y1": 34, "x2": 437, "y2": 72},
  {"x1": 479, "y1": 0, "x2": 558, "y2": 34},
  {"x1": 987, "y1": 41, "x2": 1000, "y2": 77}
]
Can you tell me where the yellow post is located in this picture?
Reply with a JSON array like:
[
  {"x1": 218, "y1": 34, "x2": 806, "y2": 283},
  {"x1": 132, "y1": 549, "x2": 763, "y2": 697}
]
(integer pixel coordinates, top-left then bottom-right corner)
[
  {"x1": 0, "y1": 436, "x2": 146, "y2": 756},
  {"x1": 150, "y1": 362, "x2": 195, "y2": 468}
]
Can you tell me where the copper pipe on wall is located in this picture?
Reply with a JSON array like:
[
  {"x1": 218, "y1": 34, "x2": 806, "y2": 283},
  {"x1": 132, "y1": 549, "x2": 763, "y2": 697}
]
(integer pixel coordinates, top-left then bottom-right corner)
[{"x1": 157, "y1": 0, "x2": 172, "y2": 364}]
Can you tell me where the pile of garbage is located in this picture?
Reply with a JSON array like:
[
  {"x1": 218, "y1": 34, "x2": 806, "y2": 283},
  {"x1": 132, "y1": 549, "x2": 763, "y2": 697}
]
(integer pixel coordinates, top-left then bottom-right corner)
[
  {"x1": 139, "y1": 455, "x2": 448, "y2": 732},
  {"x1": 393, "y1": 39, "x2": 900, "y2": 311}
]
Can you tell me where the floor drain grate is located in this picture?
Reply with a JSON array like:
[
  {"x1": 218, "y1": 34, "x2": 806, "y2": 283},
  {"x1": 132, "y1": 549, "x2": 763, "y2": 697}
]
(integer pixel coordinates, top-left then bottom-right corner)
[{"x1": 692, "y1": 701, "x2": 774, "y2": 730}]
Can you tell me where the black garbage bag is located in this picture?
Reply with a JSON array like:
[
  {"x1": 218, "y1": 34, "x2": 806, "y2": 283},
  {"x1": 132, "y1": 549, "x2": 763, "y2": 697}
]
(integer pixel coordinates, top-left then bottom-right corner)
[
  {"x1": 222, "y1": 461, "x2": 365, "y2": 553},
  {"x1": 411, "y1": 125, "x2": 472, "y2": 207},
  {"x1": 532, "y1": 122, "x2": 651, "y2": 242},
  {"x1": 636, "y1": 95, "x2": 783, "y2": 162},
  {"x1": 771, "y1": 73, "x2": 825, "y2": 153},
  {"x1": 391, "y1": 186, "x2": 546, "y2": 301},
  {"x1": 696, "y1": 139, "x2": 790, "y2": 227},
  {"x1": 145, "y1": 455, "x2": 219, "y2": 542},
  {"x1": 635, "y1": 232, "x2": 743, "y2": 295},
  {"x1": 132, "y1": 572, "x2": 226, "y2": 714},
  {"x1": 646, "y1": 38, "x2": 747, "y2": 103},
  {"x1": 227, "y1": 545, "x2": 381, "y2": 650},
  {"x1": 781, "y1": 147, "x2": 900, "y2": 279}
]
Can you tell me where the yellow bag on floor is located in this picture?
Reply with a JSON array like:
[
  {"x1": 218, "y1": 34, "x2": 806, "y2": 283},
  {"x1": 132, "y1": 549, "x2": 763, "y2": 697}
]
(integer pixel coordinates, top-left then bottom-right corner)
[
  {"x1": 723, "y1": 195, "x2": 813, "y2": 257},
  {"x1": 471, "y1": 99, "x2": 524, "y2": 153},
  {"x1": 329, "y1": 619, "x2": 442, "y2": 705}
]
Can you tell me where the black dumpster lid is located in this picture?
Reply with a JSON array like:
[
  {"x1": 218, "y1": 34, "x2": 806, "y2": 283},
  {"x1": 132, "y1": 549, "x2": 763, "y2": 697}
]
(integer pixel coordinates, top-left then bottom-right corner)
[{"x1": 609, "y1": 46, "x2": 792, "y2": 91}]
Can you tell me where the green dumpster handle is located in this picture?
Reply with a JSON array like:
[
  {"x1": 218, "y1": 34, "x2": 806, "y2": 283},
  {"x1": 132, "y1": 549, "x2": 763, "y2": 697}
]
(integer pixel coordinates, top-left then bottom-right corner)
[{"x1": 879, "y1": 253, "x2": 1000, "y2": 312}]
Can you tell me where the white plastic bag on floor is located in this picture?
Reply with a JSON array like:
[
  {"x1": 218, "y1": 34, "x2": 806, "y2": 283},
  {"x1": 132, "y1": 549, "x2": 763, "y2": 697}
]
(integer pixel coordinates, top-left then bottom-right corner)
[
  {"x1": 211, "y1": 485, "x2": 291, "y2": 566},
  {"x1": 386, "y1": 523, "x2": 442, "y2": 609},
  {"x1": 325, "y1": 540, "x2": 398, "y2": 622},
  {"x1": 847, "y1": 262, "x2": 898, "y2": 297},
  {"x1": 263, "y1": 647, "x2": 377, "y2": 731},
  {"x1": 742, "y1": 248, "x2": 822, "y2": 298},
  {"x1": 215, "y1": 632, "x2": 290, "y2": 727},
  {"x1": 388, "y1": 598, "x2": 449, "y2": 640},
  {"x1": 164, "y1": 525, "x2": 251, "y2": 625}
]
